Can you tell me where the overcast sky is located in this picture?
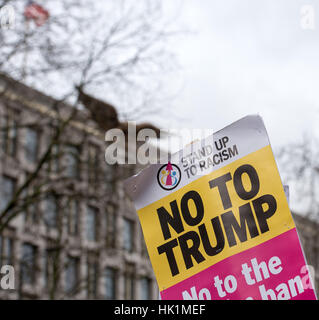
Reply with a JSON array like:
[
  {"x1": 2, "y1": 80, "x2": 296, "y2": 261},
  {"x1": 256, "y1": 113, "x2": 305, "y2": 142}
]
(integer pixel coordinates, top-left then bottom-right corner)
[{"x1": 162, "y1": 0, "x2": 319, "y2": 151}]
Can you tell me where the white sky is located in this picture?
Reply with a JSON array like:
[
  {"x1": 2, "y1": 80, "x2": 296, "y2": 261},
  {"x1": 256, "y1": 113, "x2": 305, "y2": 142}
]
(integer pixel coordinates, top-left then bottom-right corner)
[{"x1": 161, "y1": 0, "x2": 319, "y2": 152}]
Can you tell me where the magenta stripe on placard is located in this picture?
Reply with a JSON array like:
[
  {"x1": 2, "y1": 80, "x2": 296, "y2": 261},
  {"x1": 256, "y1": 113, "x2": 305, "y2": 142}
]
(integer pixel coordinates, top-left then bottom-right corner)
[{"x1": 160, "y1": 228, "x2": 317, "y2": 300}]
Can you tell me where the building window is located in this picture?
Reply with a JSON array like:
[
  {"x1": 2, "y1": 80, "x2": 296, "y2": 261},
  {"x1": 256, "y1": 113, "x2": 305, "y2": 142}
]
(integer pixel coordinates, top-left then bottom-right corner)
[
  {"x1": 65, "y1": 256, "x2": 79, "y2": 295},
  {"x1": 25, "y1": 127, "x2": 39, "y2": 163},
  {"x1": 140, "y1": 277, "x2": 151, "y2": 300},
  {"x1": 0, "y1": 176, "x2": 16, "y2": 212},
  {"x1": 68, "y1": 199, "x2": 79, "y2": 236},
  {"x1": 88, "y1": 144, "x2": 99, "y2": 187},
  {"x1": 124, "y1": 263, "x2": 135, "y2": 300},
  {"x1": 44, "y1": 248, "x2": 59, "y2": 292},
  {"x1": 1, "y1": 109, "x2": 18, "y2": 157},
  {"x1": 48, "y1": 143, "x2": 60, "y2": 174},
  {"x1": 87, "y1": 260, "x2": 98, "y2": 299},
  {"x1": 24, "y1": 185, "x2": 38, "y2": 224},
  {"x1": 64, "y1": 145, "x2": 80, "y2": 178},
  {"x1": 21, "y1": 243, "x2": 36, "y2": 285},
  {"x1": 0, "y1": 235, "x2": 14, "y2": 266},
  {"x1": 123, "y1": 218, "x2": 134, "y2": 252},
  {"x1": 105, "y1": 209, "x2": 116, "y2": 248},
  {"x1": 104, "y1": 267, "x2": 116, "y2": 300},
  {"x1": 43, "y1": 194, "x2": 58, "y2": 229},
  {"x1": 4, "y1": 237, "x2": 13, "y2": 266},
  {"x1": 86, "y1": 206, "x2": 98, "y2": 242},
  {"x1": 104, "y1": 164, "x2": 114, "y2": 192}
]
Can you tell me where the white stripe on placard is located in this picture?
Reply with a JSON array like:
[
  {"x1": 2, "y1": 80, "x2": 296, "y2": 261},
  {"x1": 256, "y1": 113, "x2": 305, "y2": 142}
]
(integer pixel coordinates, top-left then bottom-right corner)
[{"x1": 125, "y1": 114, "x2": 270, "y2": 210}]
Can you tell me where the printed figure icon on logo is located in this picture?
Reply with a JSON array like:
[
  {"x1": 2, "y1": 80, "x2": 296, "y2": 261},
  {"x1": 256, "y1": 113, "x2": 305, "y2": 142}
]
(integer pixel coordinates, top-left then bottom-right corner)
[{"x1": 157, "y1": 162, "x2": 181, "y2": 190}]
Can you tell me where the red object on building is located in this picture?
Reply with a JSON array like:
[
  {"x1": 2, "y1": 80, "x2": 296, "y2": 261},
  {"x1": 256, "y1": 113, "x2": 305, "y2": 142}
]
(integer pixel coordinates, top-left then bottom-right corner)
[{"x1": 24, "y1": 2, "x2": 49, "y2": 26}]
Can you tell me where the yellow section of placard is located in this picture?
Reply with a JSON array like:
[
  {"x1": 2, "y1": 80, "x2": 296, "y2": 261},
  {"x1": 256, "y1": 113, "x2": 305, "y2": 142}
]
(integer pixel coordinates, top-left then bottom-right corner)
[{"x1": 138, "y1": 145, "x2": 295, "y2": 291}]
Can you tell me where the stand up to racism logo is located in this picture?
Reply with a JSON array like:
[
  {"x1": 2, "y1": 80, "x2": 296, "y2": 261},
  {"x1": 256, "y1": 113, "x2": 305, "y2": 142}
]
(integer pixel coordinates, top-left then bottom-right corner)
[{"x1": 157, "y1": 162, "x2": 181, "y2": 190}]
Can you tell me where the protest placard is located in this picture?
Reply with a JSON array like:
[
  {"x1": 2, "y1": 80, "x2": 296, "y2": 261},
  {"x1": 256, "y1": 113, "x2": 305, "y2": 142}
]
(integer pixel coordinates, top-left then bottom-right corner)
[{"x1": 125, "y1": 115, "x2": 317, "y2": 300}]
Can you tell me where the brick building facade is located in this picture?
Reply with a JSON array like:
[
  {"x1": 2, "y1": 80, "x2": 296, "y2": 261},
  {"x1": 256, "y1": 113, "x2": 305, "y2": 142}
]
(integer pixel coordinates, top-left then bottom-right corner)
[{"x1": 0, "y1": 73, "x2": 157, "y2": 299}]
